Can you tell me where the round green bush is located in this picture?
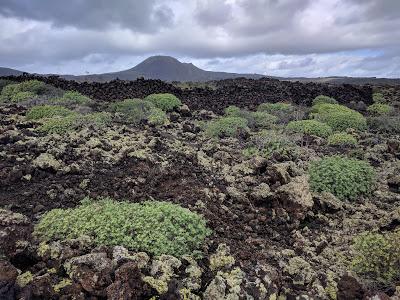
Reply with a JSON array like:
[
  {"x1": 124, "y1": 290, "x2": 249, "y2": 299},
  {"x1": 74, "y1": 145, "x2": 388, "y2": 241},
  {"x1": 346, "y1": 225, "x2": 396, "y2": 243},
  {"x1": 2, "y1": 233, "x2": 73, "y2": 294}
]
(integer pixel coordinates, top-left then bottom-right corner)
[
  {"x1": 34, "y1": 198, "x2": 211, "y2": 257},
  {"x1": 312, "y1": 95, "x2": 337, "y2": 106},
  {"x1": 205, "y1": 116, "x2": 249, "y2": 138},
  {"x1": 145, "y1": 93, "x2": 182, "y2": 112},
  {"x1": 257, "y1": 102, "x2": 293, "y2": 114},
  {"x1": 367, "y1": 103, "x2": 392, "y2": 116},
  {"x1": 372, "y1": 92, "x2": 386, "y2": 103},
  {"x1": 37, "y1": 115, "x2": 79, "y2": 134},
  {"x1": 308, "y1": 156, "x2": 375, "y2": 200},
  {"x1": 11, "y1": 91, "x2": 37, "y2": 103},
  {"x1": 224, "y1": 105, "x2": 242, "y2": 116},
  {"x1": 286, "y1": 120, "x2": 333, "y2": 138},
  {"x1": 311, "y1": 103, "x2": 367, "y2": 131},
  {"x1": 148, "y1": 107, "x2": 169, "y2": 126},
  {"x1": 109, "y1": 98, "x2": 154, "y2": 124},
  {"x1": 0, "y1": 80, "x2": 47, "y2": 103},
  {"x1": 18, "y1": 80, "x2": 47, "y2": 94},
  {"x1": 327, "y1": 133, "x2": 357, "y2": 146},
  {"x1": 26, "y1": 105, "x2": 75, "y2": 120},
  {"x1": 252, "y1": 111, "x2": 278, "y2": 129},
  {"x1": 352, "y1": 230, "x2": 400, "y2": 283},
  {"x1": 52, "y1": 91, "x2": 92, "y2": 107}
]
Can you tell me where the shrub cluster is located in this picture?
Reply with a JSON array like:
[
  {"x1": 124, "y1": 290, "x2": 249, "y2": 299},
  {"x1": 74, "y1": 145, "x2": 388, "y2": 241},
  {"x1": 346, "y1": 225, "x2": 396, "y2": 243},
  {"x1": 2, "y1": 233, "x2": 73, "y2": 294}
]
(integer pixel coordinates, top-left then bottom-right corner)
[
  {"x1": 34, "y1": 198, "x2": 211, "y2": 257},
  {"x1": 52, "y1": 91, "x2": 92, "y2": 108},
  {"x1": 352, "y1": 230, "x2": 400, "y2": 284},
  {"x1": 26, "y1": 105, "x2": 75, "y2": 120},
  {"x1": 109, "y1": 98, "x2": 154, "y2": 124},
  {"x1": 367, "y1": 116, "x2": 400, "y2": 134},
  {"x1": 311, "y1": 103, "x2": 367, "y2": 131},
  {"x1": 0, "y1": 80, "x2": 46, "y2": 103},
  {"x1": 367, "y1": 103, "x2": 392, "y2": 116},
  {"x1": 145, "y1": 93, "x2": 182, "y2": 112},
  {"x1": 243, "y1": 130, "x2": 298, "y2": 160},
  {"x1": 312, "y1": 95, "x2": 337, "y2": 106},
  {"x1": 37, "y1": 112, "x2": 111, "y2": 134},
  {"x1": 286, "y1": 120, "x2": 333, "y2": 138},
  {"x1": 225, "y1": 105, "x2": 277, "y2": 129},
  {"x1": 308, "y1": 156, "x2": 375, "y2": 200},
  {"x1": 372, "y1": 92, "x2": 386, "y2": 103},
  {"x1": 148, "y1": 108, "x2": 169, "y2": 126},
  {"x1": 257, "y1": 102, "x2": 293, "y2": 114},
  {"x1": 205, "y1": 116, "x2": 249, "y2": 138},
  {"x1": 327, "y1": 133, "x2": 357, "y2": 147}
]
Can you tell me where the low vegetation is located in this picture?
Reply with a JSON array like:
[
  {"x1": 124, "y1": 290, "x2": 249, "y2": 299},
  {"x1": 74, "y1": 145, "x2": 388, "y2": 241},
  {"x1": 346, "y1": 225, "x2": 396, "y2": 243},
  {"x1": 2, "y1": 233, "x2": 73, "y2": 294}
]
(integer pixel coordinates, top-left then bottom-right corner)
[
  {"x1": 308, "y1": 156, "x2": 375, "y2": 200},
  {"x1": 312, "y1": 95, "x2": 337, "y2": 106},
  {"x1": 148, "y1": 107, "x2": 169, "y2": 126},
  {"x1": 0, "y1": 80, "x2": 47, "y2": 103},
  {"x1": 26, "y1": 105, "x2": 75, "y2": 120},
  {"x1": 367, "y1": 116, "x2": 400, "y2": 134},
  {"x1": 109, "y1": 98, "x2": 154, "y2": 124},
  {"x1": 34, "y1": 198, "x2": 211, "y2": 257},
  {"x1": 286, "y1": 120, "x2": 333, "y2": 138},
  {"x1": 145, "y1": 93, "x2": 182, "y2": 112},
  {"x1": 367, "y1": 103, "x2": 392, "y2": 116},
  {"x1": 205, "y1": 116, "x2": 249, "y2": 138},
  {"x1": 327, "y1": 132, "x2": 357, "y2": 146},
  {"x1": 52, "y1": 91, "x2": 92, "y2": 107},
  {"x1": 311, "y1": 103, "x2": 367, "y2": 131},
  {"x1": 352, "y1": 230, "x2": 400, "y2": 284}
]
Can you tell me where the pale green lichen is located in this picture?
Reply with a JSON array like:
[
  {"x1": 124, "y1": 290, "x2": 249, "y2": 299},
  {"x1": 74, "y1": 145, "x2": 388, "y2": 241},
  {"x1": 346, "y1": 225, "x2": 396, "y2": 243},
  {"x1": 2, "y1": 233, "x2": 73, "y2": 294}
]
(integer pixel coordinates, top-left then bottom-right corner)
[
  {"x1": 53, "y1": 278, "x2": 72, "y2": 292},
  {"x1": 16, "y1": 271, "x2": 33, "y2": 287},
  {"x1": 209, "y1": 244, "x2": 235, "y2": 271},
  {"x1": 325, "y1": 271, "x2": 338, "y2": 300}
]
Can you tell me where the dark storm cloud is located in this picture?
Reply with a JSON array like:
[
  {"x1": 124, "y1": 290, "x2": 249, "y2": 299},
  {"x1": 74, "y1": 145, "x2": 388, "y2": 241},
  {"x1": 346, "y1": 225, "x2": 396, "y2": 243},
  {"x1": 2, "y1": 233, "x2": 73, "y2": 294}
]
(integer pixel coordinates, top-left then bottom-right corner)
[
  {"x1": 0, "y1": 0, "x2": 174, "y2": 31},
  {"x1": 194, "y1": 0, "x2": 233, "y2": 26}
]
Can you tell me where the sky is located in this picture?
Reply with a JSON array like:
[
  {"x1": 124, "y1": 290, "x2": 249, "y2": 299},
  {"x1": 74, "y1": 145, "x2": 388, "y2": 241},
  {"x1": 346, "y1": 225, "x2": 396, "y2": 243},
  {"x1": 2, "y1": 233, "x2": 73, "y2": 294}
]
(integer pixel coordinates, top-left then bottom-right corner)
[{"x1": 0, "y1": 0, "x2": 399, "y2": 78}]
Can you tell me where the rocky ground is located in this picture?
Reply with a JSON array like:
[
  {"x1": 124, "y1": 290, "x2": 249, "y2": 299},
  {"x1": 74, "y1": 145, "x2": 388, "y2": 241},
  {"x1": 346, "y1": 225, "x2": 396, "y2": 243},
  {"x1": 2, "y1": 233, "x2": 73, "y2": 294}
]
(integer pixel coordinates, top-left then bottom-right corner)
[{"x1": 0, "y1": 79, "x2": 400, "y2": 300}]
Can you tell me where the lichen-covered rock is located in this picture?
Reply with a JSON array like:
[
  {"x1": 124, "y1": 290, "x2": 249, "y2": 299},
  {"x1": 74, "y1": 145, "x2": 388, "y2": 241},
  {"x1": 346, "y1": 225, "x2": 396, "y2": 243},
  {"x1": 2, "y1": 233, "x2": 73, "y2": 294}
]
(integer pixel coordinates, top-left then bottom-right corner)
[
  {"x1": 0, "y1": 209, "x2": 32, "y2": 259},
  {"x1": 32, "y1": 153, "x2": 62, "y2": 171},
  {"x1": 275, "y1": 175, "x2": 314, "y2": 221},
  {"x1": 112, "y1": 246, "x2": 149, "y2": 268},
  {"x1": 251, "y1": 183, "x2": 273, "y2": 202},
  {"x1": 209, "y1": 244, "x2": 235, "y2": 271},
  {"x1": 284, "y1": 257, "x2": 315, "y2": 287}
]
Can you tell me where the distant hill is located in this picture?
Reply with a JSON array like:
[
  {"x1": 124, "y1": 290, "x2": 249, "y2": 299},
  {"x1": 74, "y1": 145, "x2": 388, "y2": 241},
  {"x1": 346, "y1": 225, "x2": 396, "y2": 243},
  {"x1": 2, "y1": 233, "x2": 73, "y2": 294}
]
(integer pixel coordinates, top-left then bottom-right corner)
[
  {"x1": 1, "y1": 56, "x2": 400, "y2": 85},
  {"x1": 63, "y1": 56, "x2": 265, "y2": 82},
  {"x1": 0, "y1": 67, "x2": 24, "y2": 76}
]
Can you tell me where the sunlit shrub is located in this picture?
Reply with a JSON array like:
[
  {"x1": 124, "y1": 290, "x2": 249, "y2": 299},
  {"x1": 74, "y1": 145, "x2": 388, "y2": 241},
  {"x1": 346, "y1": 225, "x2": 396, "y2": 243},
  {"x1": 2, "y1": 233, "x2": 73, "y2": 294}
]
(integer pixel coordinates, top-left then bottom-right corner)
[
  {"x1": 26, "y1": 105, "x2": 75, "y2": 120},
  {"x1": 367, "y1": 103, "x2": 392, "y2": 116},
  {"x1": 312, "y1": 95, "x2": 337, "y2": 106},
  {"x1": 205, "y1": 116, "x2": 249, "y2": 138},
  {"x1": 109, "y1": 98, "x2": 154, "y2": 124},
  {"x1": 145, "y1": 93, "x2": 182, "y2": 112},
  {"x1": 148, "y1": 108, "x2": 169, "y2": 126},
  {"x1": 327, "y1": 133, "x2": 357, "y2": 147},
  {"x1": 286, "y1": 120, "x2": 333, "y2": 138}
]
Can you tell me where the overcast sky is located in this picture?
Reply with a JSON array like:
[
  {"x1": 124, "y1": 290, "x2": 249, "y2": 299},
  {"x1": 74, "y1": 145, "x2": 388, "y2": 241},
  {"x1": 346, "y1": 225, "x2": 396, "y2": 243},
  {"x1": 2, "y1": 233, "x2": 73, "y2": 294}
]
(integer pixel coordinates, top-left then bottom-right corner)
[{"x1": 0, "y1": 0, "x2": 399, "y2": 78}]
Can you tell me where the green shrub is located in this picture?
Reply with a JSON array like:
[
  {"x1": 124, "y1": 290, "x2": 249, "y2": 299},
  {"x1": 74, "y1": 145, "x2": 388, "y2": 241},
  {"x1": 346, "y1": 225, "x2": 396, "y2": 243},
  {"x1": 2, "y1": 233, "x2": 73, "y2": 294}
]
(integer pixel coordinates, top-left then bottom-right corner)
[
  {"x1": 145, "y1": 93, "x2": 182, "y2": 112},
  {"x1": 311, "y1": 103, "x2": 367, "y2": 131},
  {"x1": 18, "y1": 80, "x2": 47, "y2": 94},
  {"x1": 252, "y1": 111, "x2": 278, "y2": 129},
  {"x1": 312, "y1": 95, "x2": 337, "y2": 106},
  {"x1": 26, "y1": 105, "x2": 75, "y2": 120},
  {"x1": 367, "y1": 116, "x2": 400, "y2": 134},
  {"x1": 308, "y1": 156, "x2": 375, "y2": 200},
  {"x1": 372, "y1": 92, "x2": 386, "y2": 103},
  {"x1": 0, "y1": 79, "x2": 16, "y2": 91},
  {"x1": 0, "y1": 80, "x2": 47, "y2": 103},
  {"x1": 352, "y1": 230, "x2": 400, "y2": 283},
  {"x1": 224, "y1": 105, "x2": 242, "y2": 116},
  {"x1": 83, "y1": 112, "x2": 112, "y2": 126},
  {"x1": 52, "y1": 91, "x2": 92, "y2": 107},
  {"x1": 286, "y1": 120, "x2": 333, "y2": 138},
  {"x1": 37, "y1": 115, "x2": 79, "y2": 134},
  {"x1": 205, "y1": 117, "x2": 249, "y2": 138},
  {"x1": 34, "y1": 198, "x2": 211, "y2": 257},
  {"x1": 367, "y1": 103, "x2": 392, "y2": 116},
  {"x1": 257, "y1": 102, "x2": 293, "y2": 114},
  {"x1": 109, "y1": 98, "x2": 154, "y2": 124},
  {"x1": 327, "y1": 133, "x2": 357, "y2": 147},
  {"x1": 243, "y1": 130, "x2": 298, "y2": 159},
  {"x1": 148, "y1": 108, "x2": 169, "y2": 126},
  {"x1": 11, "y1": 91, "x2": 37, "y2": 103}
]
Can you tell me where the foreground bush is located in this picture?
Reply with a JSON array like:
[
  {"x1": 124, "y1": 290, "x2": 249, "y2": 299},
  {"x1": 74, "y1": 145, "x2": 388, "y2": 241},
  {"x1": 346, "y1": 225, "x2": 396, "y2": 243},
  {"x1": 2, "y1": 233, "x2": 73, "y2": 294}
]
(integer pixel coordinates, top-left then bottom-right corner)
[
  {"x1": 52, "y1": 91, "x2": 92, "y2": 107},
  {"x1": 148, "y1": 108, "x2": 169, "y2": 126},
  {"x1": 26, "y1": 105, "x2": 75, "y2": 120},
  {"x1": 34, "y1": 198, "x2": 211, "y2": 257},
  {"x1": 0, "y1": 80, "x2": 48, "y2": 103},
  {"x1": 367, "y1": 103, "x2": 392, "y2": 116},
  {"x1": 327, "y1": 133, "x2": 357, "y2": 147},
  {"x1": 312, "y1": 95, "x2": 337, "y2": 106},
  {"x1": 243, "y1": 130, "x2": 298, "y2": 160},
  {"x1": 286, "y1": 120, "x2": 333, "y2": 138},
  {"x1": 309, "y1": 156, "x2": 375, "y2": 200},
  {"x1": 205, "y1": 116, "x2": 249, "y2": 138},
  {"x1": 252, "y1": 111, "x2": 278, "y2": 129},
  {"x1": 257, "y1": 102, "x2": 293, "y2": 114},
  {"x1": 367, "y1": 116, "x2": 400, "y2": 134},
  {"x1": 311, "y1": 103, "x2": 367, "y2": 131},
  {"x1": 109, "y1": 98, "x2": 154, "y2": 124},
  {"x1": 372, "y1": 92, "x2": 386, "y2": 103},
  {"x1": 145, "y1": 93, "x2": 182, "y2": 112},
  {"x1": 352, "y1": 230, "x2": 400, "y2": 284}
]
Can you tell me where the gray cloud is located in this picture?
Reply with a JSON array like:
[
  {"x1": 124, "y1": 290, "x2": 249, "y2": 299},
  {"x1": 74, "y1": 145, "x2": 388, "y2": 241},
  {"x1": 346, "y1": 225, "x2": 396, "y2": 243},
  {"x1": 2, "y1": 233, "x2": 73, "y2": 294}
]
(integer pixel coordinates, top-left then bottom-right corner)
[
  {"x1": 0, "y1": 0, "x2": 174, "y2": 32},
  {"x1": 0, "y1": 0, "x2": 399, "y2": 77}
]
